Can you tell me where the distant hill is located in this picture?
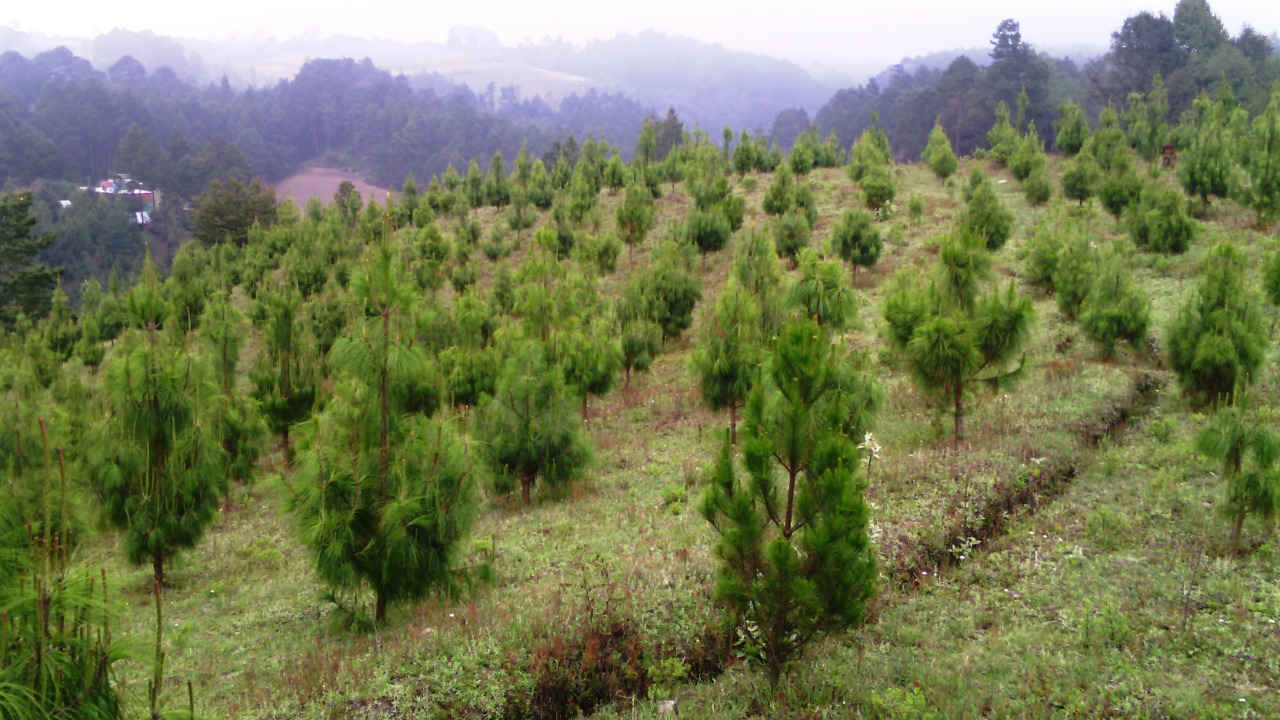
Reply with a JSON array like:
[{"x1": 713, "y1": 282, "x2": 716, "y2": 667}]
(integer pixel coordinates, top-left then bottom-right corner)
[{"x1": 0, "y1": 26, "x2": 837, "y2": 139}]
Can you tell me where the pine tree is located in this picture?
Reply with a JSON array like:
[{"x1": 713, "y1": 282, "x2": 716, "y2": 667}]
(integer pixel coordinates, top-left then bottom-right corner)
[
  {"x1": 1, "y1": 393, "x2": 125, "y2": 718},
  {"x1": 1054, "y1": 99, "x2": 1090, "y2": 156},
  {"x1": 1060, "y1": 153, "x2": 1101, "y2": 206},
  {"x1": 201, "y1": 290, "x2": 267, "y2": 491},
  {"x1": 1086, "y1": 106, "x2": 1130, "y2": 174},
  {"x1": 772, "y1": 211, "x2": 811, "y2": 264},
  {"x1": 478, "y1": 341, "x2": 591, "y2": 506},
  {"x1": 1245, "y1": 89, "x2": 1280, "y2": 228},
  {"x1": 1127, "y1": 182, "x2": 1197, "y2": 254},
  {"x1": 1264, "y1": 245, "x2": 1280, "y2": 307},
  {"x1": 615, "y1": 181, "x2": 656, "y2": 261},
  {"x1": 848, "y1": 121, "x2": 893, "y2": 182},
  {"x1": 557, "y1": 315, "x2": 623, "y2": 418},
  {"x1": 295, "y1": 241, "x2": 476, "y2": 624},
  {"x1": 86, "y1": 267, "x2": 226, "y2": 585},
  {"x1": 1079, "y1": 248, "x2": 1151, "y2": 358},
  {"x1": 684, "y1": 207, "x2": 733, "y2": 266},
  {"x1": 787, "y1": 250, "x2": 858, "y2": 334},
  {"x1": 830, "y1": 209, "x2": 882, "y2": 277},
  {"x1": 1166, "y1": 242, "x2": 1268, "y2": 405},
  {"x1": 250, "y1": 284, "x2": 319, "y2": 466},
  {"x1": 1197, "y1": 400, "x2": 1280, "y2": 556},
  {"x1": 1124, "y1": 78, "x2": 1169, "y2": 166},
  {"x1": 884, "y1": 231, "x2": 1034, "y2": 443},
  {"x1": 861, "y1": 164, "x2": 897, "y2": 211},
  {"x1": 986, "y1": 101, "x2": 1018, "y2": 166},
  {"x1": 1009, "y1": 121, "x2": 1047, "y2": 182},
  {"x1": 762, "y1": 162, "x2": 795, "y2": 217},
  {"x1": 1178, "y1": 96, "x2": 1236, "y2": 213},
  {"x1": 632, "y1": 239, "x2": 703, "y2": 342},
  {"x1": 691, "y1": 280, "x2": 760, "y2": 443},
  {"x1": 0, "y1": 192, "x2": 59, "y2": 329},
  {"x1": 960, "y1": 169, "x2": 1015, "y2": 250},
  {"x1": 486, "y1": 151, "x2": 511, "y2": 209},
  {"x1": 922, "y1": 120, "x2": 958, "y2": 181},
  {"x1": 700, "y1": 318, "x2": 879, "y2": 687}
]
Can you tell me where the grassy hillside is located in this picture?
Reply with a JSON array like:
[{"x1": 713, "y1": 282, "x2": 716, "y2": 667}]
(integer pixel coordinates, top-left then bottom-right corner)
[{"x1": 19, "y1": 150, "x2": 1280, "y2": 719}]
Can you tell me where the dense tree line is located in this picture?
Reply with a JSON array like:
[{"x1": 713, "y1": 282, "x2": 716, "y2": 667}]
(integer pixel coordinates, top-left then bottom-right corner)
[
  {"x1": 0, "y1": 47, "x2": 650, "y2": 193},
  {"x1": 805, "y1": 1, "x2": 1277, "y2": 161}
]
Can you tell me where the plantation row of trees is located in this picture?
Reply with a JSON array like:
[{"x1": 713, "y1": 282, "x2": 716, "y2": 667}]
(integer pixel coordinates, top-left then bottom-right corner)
[{"x1": 4, "y1": 65, "x2": 1280, "y2": 713}]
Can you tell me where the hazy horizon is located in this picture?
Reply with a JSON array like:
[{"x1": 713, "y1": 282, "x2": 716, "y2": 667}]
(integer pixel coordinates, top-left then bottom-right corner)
[{"x1": 6, "y1": 0, "x2": 1277, "y2": 72}]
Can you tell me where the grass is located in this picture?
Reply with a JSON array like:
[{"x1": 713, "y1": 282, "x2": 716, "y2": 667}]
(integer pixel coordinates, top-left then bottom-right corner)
[{"x1": 70, "y1": 156, "x2": 1280, "y2": 718}]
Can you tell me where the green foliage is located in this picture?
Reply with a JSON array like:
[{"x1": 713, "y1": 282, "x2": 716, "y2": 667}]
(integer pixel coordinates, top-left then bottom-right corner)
[
  {"x1": 732, "y1": 130, "x2": 759, "y2": 177},
  {"x1": 1196, "y1": 401, "x2": 1280, "y2": 555},
  {"x1": 1126, "y1": 182, "x2": 1196, "y2": 253},
  {"x1": 1178, "y1": 96, "x2": 1237, "y2": 211},
  {"x1": 42, "y1": 288, "x2": 77, "y2": 361},
  {"x1": 1054, "y1": 100, "x2": 1090, "y2": 155},
  {"x1": 86, "y1": 295, "x2": 227, "y2": 584},
  {"x1": 787, "y1": 250, "x2": 858, "y2": 333},
  {"x1": 1264, "y1": 245, "x2": 1280, "y2": 306},
  {"x1": 617, "y1": 315, "x2": 662, "y2": 392},
  {"x1": 762, "y1": 162, "x2": 795, "y2": 217},
  {"x1": 556, "y1": 317, "x2": 623, "y2": 414},
  {"x1": 0, "y1": 192, "x2": 59, "y2": 329},
  {"x1": 0, "y1": 410, "x2": 126, "y2": 719},
  {"x1": 959, "y1": 169, "x2": 1014, "y2": 250},
  {"x1": 193, "y1": 178, "x2": 277, "y2": 246},
  {"x1": 296, "y1": 242, "x2": 476, "y2": 623},
  {"x1": 1098, "y1": 168, "x2": 1142, "y2": 222},
  {"x1": 830, "y1": 209, "x2": 882, "y2": 275},
  {"x1": 1244, "y1": 89, "x2": 1280, "y2": 227},
  {"x1": 690, "y1": 280, "x2": 760, "y2": 443},
  {"x1": 772, "y1": 211, "x2": 811, "y2": 263},
  {"x1": 615, "y1": 182, "x2": 655, "y2": 257},
  {"x1": 1060, "y1": 153, "x2": 1101, "y2": 206},
  {"x1": 922, "y1": 121, "x2": 958, "y2": 181},
  {"x1": 1085, "y1": 106, "x2": 1130, "y2": 174},
  {"x1": 884, "y1": 236, "x2": 1034, "y2": 442},
  {"x1": 478, "y1": 341, "x2": 592, "y2": 506},
  {"x1": 1166, "y1": 241, "x2": 1268, "y2": 405},
  {"x1": 1052, "y1": 231, "x2": 1098, "y2": 321},
  {"x1": 628, "y1": 239, "x2": 703, "y2": 342},
  {"x1": 847, "y1": 125, "x2": 893, "y2": 182},
  {"x1": 862, "y1": 165, "x2": 897, "y2": 210},
  {"x1": 1124, "y1": 79, "x2": 1169, "y2": 165},
  {"x1": 1021, "y1": 166, "x2": 1053, "y2": 211},
  {"x1": 700, "y1": 318, "x2": 879, "y2": 687},
  {"x1": 1008, "y1": 121, "x2": 1047, "y2": 182},
  {"x1": 250, "y1": 284, "x2": 319, "y2": 463},
  {"x1": 1079, "y1": 249, "x2": 1151, "y2": 358},
  {"x1": 986, "y1": 101, "x2": 1018, "y2": 166},
  {"x1": 684, "y1": 207, "x2": 733, "y2": 263}
]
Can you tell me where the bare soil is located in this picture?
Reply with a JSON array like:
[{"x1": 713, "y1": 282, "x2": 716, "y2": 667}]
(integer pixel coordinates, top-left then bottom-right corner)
[{"x1": 273, "y1": 165, "x2": 392, "y2": 206}]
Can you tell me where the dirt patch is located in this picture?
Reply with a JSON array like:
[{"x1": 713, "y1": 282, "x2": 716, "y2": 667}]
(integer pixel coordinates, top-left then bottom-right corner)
[{"x1": 274, "y1": 166, "x2": 392, "y2": 206}]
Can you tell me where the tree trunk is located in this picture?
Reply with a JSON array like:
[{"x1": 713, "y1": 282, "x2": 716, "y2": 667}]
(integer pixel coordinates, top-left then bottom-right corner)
[
  {"x1": 282, "y1": 426, "x2": 292, "y2": 470},
  {"x1": 1232, "y1": 512, "x2": 1245, "y2": 557},
  {"x1": 624, "y1": 366, "x2": 632, "y2": 393},
  {"x1": 582, "y1": 395, "x2": 589, "y2": 421},
  {"x1": 522, "y1": 475, "x2": 533, "y2": 506},
  {"x1": 954, "y1": 384, "x2": 965, "y2": 446},
  {"x1": 730, "y1": 402, "x2": 737, "y2": 446},
  {"x1": 375, "y1": 589, "x2": 388, "y2": 625},
  {"x1": 152, "y1": 552, "x2": 165, "y2": 587},
  {"x1": 783, "y1": 468, "x2": 798, "y2": 537}
]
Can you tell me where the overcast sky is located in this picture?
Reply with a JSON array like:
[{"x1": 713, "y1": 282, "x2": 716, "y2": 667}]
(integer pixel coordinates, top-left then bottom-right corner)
[{"x1": 5, "y1": 0, "x2": 1278, "y2": 68}]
